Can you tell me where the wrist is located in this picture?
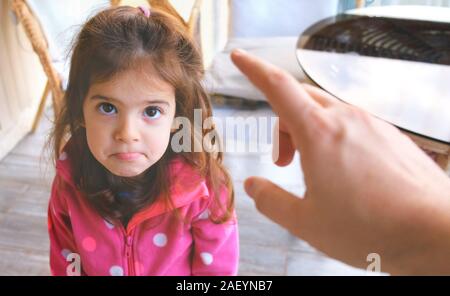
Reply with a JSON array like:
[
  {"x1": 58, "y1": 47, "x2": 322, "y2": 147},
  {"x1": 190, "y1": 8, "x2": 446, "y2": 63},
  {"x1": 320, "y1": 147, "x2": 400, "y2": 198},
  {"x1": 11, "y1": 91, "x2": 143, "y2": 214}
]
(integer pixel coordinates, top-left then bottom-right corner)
[{"x1": 390, "y1": 189, "x2": 450, "y2": 275}]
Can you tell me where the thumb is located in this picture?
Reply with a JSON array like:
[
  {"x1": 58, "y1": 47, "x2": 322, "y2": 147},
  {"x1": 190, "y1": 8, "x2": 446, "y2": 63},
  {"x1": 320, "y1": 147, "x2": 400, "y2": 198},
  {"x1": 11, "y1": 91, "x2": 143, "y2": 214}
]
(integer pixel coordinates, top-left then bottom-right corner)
[{"x1": 244, "y1": 176, "x2": 309, "y2": 238}]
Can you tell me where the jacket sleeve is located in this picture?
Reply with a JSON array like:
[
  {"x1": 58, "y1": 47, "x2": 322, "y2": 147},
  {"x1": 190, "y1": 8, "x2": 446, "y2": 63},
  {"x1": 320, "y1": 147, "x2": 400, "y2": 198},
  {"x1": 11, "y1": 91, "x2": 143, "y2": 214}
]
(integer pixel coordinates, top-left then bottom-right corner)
[
  {"x1": 191, "y1": 187, "x2": 239, "y2": 276},
  {"x1": 48, "y1": 174, "x2": 85, "y2": 276}
]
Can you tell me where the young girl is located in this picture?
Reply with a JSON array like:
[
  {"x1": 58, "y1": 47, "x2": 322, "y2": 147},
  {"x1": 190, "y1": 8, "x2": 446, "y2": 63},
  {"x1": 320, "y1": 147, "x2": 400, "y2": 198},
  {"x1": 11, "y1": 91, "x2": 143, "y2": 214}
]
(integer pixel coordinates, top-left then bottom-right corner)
[{"x1": 47, "y1": 5, "x2": 238, "y2": 276}]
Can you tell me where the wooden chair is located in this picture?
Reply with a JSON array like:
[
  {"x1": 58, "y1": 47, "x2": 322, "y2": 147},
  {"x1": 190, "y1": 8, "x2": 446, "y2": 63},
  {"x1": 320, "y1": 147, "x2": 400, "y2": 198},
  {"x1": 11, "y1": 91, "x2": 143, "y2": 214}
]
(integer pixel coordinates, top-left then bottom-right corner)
[
  {"x1": 11, "y1": 0, "x2": 65, "y2": 132},
  {"x1": 11, "y1": 0, "x2": 202, "y2": 134}
]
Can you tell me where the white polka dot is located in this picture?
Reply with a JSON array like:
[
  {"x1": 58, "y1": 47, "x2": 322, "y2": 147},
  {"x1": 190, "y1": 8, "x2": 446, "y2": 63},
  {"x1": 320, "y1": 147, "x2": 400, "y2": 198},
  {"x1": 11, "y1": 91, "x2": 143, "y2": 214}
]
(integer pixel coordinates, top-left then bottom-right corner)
[
  {"x1": 200, "y1": 252, "x2": 213, "y2": 265},
  {"x1": 61, "y1": 249, "x2": 72, "y2": 259},
  {"x1": 59, "y1": 152, "x2": 68, "y2": 161},
  {"x1": 109, "y1": 265, "x2": 124, "y2": 276},
  {"x1": 153, "y1": 233, "x2": 167, "y2": 247},
  {"x1": 104, "y1": 219, "x2": 115, "y2": 229},
  {"x1": 198, "y1": 210, "x2": 209, "y2": 220}
]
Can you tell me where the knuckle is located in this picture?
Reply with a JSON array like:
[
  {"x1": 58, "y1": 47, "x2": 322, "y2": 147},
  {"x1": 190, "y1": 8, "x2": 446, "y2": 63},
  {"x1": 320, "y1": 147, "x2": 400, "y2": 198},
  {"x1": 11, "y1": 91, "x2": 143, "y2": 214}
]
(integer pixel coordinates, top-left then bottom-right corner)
[
  {"x1": 347, "y1": 105, "x2": 370, "y2": 123},
  {"x1": 308, "y1": 108, "x2": 342, "y2": 138}
]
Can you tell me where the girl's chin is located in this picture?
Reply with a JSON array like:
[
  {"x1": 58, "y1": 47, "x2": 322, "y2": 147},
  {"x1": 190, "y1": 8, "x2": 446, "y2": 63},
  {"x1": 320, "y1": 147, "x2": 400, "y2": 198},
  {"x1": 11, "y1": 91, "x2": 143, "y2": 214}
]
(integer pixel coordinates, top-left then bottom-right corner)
[
  {"x1": 106, "y1": 164, "x2": 150, "y2": 178},
  {"x1": 113, "y1": 171, "x2": 142, "y2": 178}
]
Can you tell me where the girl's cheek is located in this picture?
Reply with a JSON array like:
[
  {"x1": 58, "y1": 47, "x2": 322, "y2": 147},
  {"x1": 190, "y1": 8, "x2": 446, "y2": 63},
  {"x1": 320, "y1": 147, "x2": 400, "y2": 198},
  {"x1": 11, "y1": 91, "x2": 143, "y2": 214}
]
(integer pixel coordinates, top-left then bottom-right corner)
[
  {"x1": 144, "y1": 122, "x2": 172, "y2": 141},
  {"x1": 94, "y1": 113, "x2": 116, "y2": 125},
  {"x1": 144, "y1": 115, "x2": 173, "y2": 127},
  {"x1": 145, "y1": 125, "x2": 171, "y2": 138}
]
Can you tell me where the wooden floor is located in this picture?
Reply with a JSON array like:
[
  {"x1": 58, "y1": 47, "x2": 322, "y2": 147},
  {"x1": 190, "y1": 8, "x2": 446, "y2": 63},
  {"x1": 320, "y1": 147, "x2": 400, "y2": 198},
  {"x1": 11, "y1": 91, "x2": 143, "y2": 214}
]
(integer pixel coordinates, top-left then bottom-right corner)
[{"x1": 0, "y1": 101, "x2": 415, "y2": 276}]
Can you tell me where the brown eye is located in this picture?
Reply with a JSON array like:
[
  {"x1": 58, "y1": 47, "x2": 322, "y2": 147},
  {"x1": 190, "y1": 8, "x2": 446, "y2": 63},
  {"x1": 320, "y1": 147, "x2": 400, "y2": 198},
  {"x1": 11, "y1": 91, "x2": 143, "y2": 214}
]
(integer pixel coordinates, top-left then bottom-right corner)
[
  {"x1": 98, "y1": 103, "x2": 117, "y2": 115},
  {"x1": 144, "y1": 107, "x2": 161, "y2": 119}
]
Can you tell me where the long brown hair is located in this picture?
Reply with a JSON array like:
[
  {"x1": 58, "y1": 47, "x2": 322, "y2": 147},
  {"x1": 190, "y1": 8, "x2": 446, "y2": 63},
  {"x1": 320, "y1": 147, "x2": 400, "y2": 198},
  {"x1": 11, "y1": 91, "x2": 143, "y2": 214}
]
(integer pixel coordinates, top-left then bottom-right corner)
[{"x1": 49, "y1": 6, "x2": 233, "y2": 226}]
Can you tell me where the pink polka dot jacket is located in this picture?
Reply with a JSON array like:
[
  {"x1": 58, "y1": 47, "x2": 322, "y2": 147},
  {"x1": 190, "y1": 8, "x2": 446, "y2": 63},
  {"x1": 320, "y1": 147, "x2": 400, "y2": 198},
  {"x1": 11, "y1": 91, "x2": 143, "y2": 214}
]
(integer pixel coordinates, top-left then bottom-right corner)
[{"x1": 48, "y1": 151, "x2": 239, "y2": 276}]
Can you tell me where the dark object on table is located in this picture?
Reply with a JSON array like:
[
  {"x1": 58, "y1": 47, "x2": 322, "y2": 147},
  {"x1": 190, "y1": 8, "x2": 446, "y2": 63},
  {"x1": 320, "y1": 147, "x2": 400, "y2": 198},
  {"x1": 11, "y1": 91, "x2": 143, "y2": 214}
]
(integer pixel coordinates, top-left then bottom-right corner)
[{"x1": 299, "y1": 15, "x2": 450, "y2": 66}]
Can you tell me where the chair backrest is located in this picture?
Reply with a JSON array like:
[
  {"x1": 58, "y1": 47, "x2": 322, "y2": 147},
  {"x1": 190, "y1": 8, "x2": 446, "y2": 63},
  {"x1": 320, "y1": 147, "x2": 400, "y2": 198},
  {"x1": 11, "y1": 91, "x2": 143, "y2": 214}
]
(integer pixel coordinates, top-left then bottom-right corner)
[
  {"x1": 11, "y1": 0, "x2": 112, "y2": 116},
  {"x1": 26, "y1": 0, "x2": 111, "y2": 85},
  {"x1": 11, "y1": 0, "x2": 64, "y2": 115}
]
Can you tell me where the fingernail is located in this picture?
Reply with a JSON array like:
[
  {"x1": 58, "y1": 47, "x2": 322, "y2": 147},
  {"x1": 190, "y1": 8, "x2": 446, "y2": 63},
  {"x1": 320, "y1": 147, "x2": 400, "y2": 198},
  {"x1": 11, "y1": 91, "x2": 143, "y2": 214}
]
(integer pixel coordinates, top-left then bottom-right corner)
[
  {"x1": 272, "y1": 122, "x2": 280, "y2": 163},
  {"x1": 232, "y1": 48, "x2": 247, "y2": 56}
]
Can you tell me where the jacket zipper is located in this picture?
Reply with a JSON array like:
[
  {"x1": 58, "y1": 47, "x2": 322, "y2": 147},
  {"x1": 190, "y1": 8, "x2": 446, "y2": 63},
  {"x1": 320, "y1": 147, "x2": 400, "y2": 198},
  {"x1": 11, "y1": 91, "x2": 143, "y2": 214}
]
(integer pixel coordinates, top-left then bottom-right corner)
[
  {"x1": 121, "y1": 226, "x2": 135, "y2": 276},
  {"x1": 126, "y1": 233, "x2": 135, "y2": 276}
]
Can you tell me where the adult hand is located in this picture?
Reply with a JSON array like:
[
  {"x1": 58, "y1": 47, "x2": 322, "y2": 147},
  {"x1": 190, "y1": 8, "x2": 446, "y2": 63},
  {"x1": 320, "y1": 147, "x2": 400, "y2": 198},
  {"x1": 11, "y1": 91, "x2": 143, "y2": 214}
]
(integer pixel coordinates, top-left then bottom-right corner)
[{"x1": 231, "y1": 49, "x2": 450, "y2": 275}]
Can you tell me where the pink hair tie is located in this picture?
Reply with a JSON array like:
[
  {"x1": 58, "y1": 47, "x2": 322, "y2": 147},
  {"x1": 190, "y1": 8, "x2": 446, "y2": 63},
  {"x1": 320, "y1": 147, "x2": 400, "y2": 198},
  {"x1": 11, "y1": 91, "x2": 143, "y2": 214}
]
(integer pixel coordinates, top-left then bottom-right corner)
[{"x1": 138, "y1": 6, "x2": 151, "y2": 18}]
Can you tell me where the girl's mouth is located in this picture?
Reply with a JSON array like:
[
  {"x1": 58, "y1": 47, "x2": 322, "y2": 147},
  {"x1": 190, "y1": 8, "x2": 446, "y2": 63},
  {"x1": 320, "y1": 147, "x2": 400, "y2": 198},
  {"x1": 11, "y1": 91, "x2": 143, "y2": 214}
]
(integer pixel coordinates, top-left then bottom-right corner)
[{"x1": 112, "y1": 152, "x2": 143, "y2": 161}]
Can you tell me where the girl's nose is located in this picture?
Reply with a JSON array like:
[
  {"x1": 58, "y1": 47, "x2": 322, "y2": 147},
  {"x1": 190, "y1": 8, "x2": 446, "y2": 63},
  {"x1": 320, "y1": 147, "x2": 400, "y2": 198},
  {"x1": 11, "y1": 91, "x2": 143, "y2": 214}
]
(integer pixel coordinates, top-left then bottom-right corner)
[{"x1": 114, "y1": 117, "x2": 140, "y2": 143}]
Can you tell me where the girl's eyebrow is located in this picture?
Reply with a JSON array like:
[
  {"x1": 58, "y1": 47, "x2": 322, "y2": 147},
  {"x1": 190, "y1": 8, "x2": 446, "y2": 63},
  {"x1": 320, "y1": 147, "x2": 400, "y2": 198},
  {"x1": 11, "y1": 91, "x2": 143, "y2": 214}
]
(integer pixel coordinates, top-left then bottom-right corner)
[{"x1": 90, "y1": 95, "x2": 170, "y2": 106}]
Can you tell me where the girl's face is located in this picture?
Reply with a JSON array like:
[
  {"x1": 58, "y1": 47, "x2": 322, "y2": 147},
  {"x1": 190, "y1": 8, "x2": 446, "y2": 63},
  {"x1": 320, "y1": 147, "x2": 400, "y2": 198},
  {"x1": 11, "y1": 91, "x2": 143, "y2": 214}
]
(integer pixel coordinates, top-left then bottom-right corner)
[{"x1": 83, "y1": 68, "x2": 176, "y2": 177}]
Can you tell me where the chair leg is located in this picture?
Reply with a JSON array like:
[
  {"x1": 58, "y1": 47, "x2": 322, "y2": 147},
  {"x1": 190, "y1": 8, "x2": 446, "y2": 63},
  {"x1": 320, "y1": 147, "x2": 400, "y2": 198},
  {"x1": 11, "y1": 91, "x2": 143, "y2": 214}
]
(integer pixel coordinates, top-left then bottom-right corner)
[{"x1": 31, "y1": 81, "x2": 50, "y2": 133}]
